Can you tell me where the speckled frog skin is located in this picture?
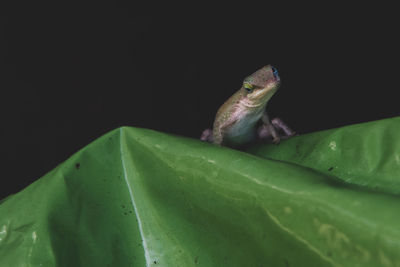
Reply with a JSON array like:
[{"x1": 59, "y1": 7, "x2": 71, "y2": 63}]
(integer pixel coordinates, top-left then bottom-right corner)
[{"x1": 201, "y1": 65, "x2": 294, "y2": 147}]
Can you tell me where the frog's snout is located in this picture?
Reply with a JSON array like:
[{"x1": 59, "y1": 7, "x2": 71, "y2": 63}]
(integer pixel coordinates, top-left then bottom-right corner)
[{"x1": 271, "y1": 66, "x2": 280, "y2": 81}]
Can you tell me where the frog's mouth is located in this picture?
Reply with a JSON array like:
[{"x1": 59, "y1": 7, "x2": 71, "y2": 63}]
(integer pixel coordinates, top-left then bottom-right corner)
[{"x1": 246, "y1": 84, "x2": 278, "y2": 108}]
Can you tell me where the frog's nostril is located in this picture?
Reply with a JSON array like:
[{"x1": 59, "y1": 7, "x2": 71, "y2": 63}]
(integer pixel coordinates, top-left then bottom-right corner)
[
  {"x1": 271, "y1": 66, "x2": 279, "y2": 79},
  {"x1": 272, "y1": 66, "x2": 278, "y2": 76}
]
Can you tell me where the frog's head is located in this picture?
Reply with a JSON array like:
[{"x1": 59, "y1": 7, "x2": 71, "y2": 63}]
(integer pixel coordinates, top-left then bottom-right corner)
[{"x1": 242, "y1": 65, "x2": 280, "y2": 107}]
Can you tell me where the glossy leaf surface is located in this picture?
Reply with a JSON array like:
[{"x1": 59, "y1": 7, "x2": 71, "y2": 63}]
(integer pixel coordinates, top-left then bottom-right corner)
[{"x1": 1, "y1": 117, "x2": 400, "y2": 266}]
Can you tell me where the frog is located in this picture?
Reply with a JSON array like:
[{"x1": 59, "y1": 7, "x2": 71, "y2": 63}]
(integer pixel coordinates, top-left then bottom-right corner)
[{"x1": 200, "y1": 65, "x2": 295, "y2": 147}]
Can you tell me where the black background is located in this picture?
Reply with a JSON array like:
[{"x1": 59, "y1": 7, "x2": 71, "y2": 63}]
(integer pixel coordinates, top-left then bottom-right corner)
[{"x1": 1, "y1": 4, "x2": 399, "y2": 199}]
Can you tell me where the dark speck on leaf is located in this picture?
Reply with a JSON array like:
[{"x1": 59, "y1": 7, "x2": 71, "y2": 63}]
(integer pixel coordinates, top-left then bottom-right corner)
[
  {"x1": 327, "y1": 251, "x2": 332, "y2": 257},
  {"x1": 295, "y1": 144, "x2": 300, "y2": 155},
  {"x1": 154, "y1": 260, "x2": 157, "y2": 264},
  {"x1": 124, "y1": 212, "x2": 128, "y2": 215},
  {"x1": 75, "y1": 163, "x2": 80, "y2": 169},
  {"x1": 328, "y1": 167, "x2": 334, "y2": 171},
  {"x1": 122, "y1": 205, "x2": 126, "y2": 208}
]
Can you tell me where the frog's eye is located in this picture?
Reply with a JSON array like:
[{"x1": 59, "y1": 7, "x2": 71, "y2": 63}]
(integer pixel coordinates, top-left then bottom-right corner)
[{"x1": 243, "y1": 83, "x2": 254, "y2": 92}]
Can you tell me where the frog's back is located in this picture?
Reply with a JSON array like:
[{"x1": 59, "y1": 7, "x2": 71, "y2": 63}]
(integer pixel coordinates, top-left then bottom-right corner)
[{"x1": 213, "y1": 90, "x2": 243, "y2": 129}]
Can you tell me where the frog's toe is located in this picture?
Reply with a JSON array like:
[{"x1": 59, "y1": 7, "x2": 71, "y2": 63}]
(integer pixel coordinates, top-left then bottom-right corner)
[
  {"x1": 200, "y1": 129, "x2": 213, "y2": 142},
  {"x1": 272, "y1": 137, "x2": 281, "y2": 144}
]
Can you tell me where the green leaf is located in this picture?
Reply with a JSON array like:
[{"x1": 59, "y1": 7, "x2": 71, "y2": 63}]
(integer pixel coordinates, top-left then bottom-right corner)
[{"x1": 1, "y1": 117, "x2": 400, "y2": 266}]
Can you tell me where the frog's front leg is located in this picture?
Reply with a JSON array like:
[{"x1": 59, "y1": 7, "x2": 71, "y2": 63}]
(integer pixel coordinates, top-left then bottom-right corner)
[
  {"x1": 201, "y1": 118, "x2": 237, "y2": 145},
  {"x1": 258, "y1": 113, "x2": 295, "y2": 144},
  {"x1": 211, "y1": 124, "x2": 226, "y2": 145},
  {"x1": 271, "y1": 117, "x2": 296, "y2": 137},
  {"x1": 258, "y1": 113, "x2": 280, "y2": 143}
]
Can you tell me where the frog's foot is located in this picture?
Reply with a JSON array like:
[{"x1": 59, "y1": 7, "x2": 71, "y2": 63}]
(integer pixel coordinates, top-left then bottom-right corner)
[
  {"x1": 200, "y1": 128, "x2": 214, "y2": 142},
  {"x1": 257, "y1": 117, "x2": 295, "y2": 144}
]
